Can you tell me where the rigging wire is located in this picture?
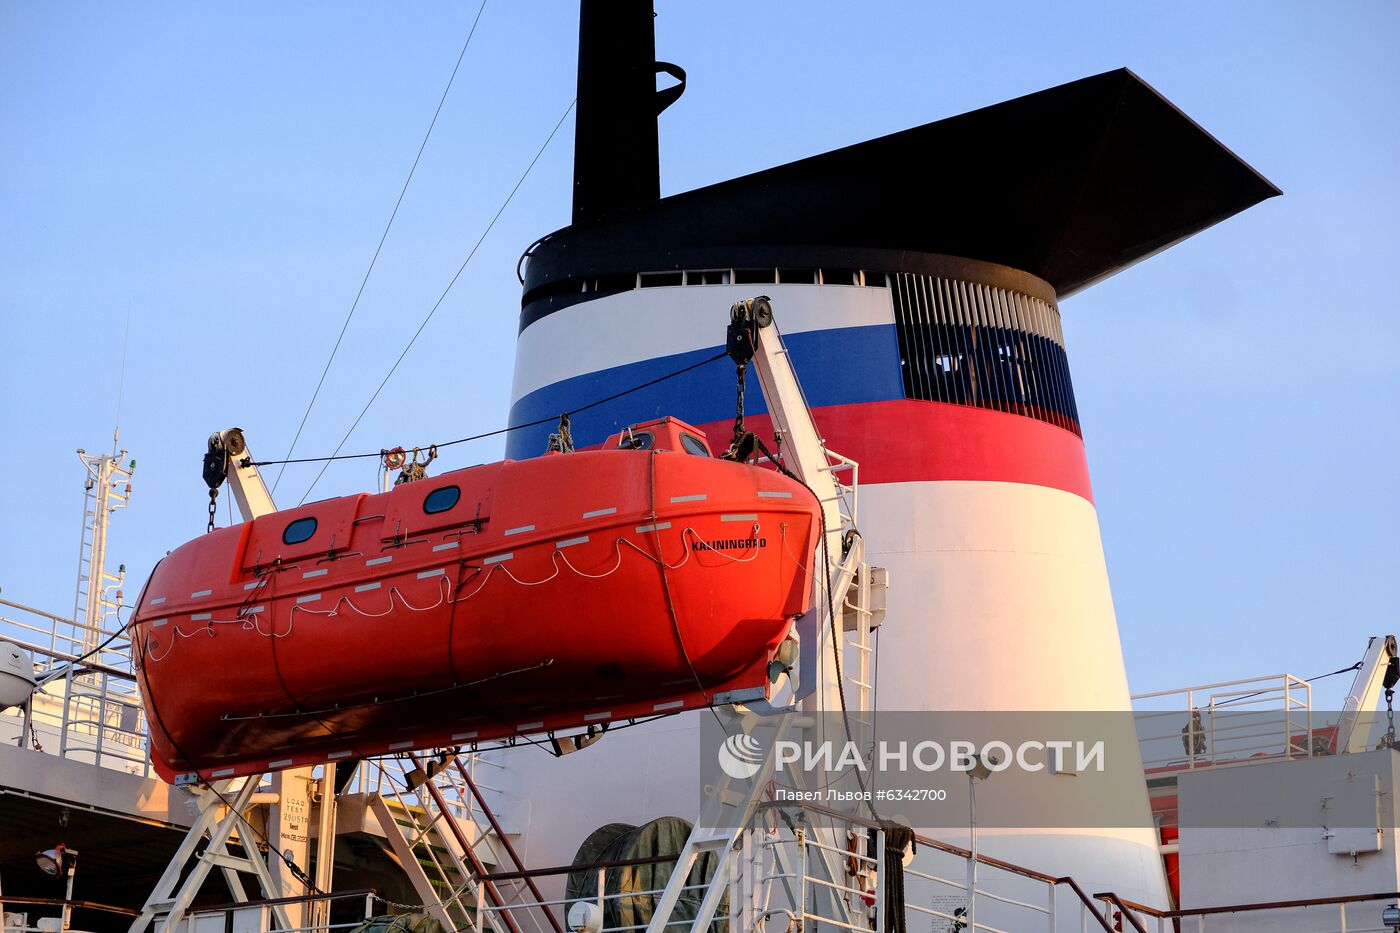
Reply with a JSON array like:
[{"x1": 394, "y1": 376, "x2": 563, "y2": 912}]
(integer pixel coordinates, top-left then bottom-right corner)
[
  {"x1": 203, "y1": 780, "x2": 326, "y2": 897},
  {"x1": 271, "y1": 0, "x2": 490, "y2": 495},
  {"x1": 297, "y1": 97, "x2": 578, "y2": 506},
  {"x1": 1212, "y1": 660, "x2": 1363, "y2": 708},
  {"x1": 252, "y1": 349, "x2": 728, "y2": 468}
]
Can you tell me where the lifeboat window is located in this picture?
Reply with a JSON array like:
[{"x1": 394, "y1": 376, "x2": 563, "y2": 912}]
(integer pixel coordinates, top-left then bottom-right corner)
[
  {"x1": 282, "y1": 517, "x2": 317, "y2": 545},
  {"x1": 680, "y1": 434, "x2": 709, "y2": 457},
  {"x1": 423, "y1": 485, "x2": 461, "y2": 515},
  {"x1": 619, "y1": 430, "x2": 653, "y2": 451}
]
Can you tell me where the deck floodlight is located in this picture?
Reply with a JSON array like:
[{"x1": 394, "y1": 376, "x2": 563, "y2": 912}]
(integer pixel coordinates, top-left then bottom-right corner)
[
  {"x1": 967, "y1": 751, "x2": 1001, "y2": 782},
  {"x1": 35, "y1": 845, "x2": 67, "y2": 876}
]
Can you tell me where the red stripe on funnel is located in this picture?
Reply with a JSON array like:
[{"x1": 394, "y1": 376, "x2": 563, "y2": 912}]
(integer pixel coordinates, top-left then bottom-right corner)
[{"x1": 693, "y1": 398, "x2": 1094, "y2": 504}]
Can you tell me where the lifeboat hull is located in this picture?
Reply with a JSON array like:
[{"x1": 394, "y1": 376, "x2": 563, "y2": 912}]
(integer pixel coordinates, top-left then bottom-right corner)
[{"x1": 132, "y1": 447, "x2": 818, "y2": 783}]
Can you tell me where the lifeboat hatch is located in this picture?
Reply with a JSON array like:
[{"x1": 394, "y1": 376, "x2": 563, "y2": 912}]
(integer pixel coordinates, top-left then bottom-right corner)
[
  {"x1": 604, "y1": 417, "x2": 713, "y2": 456},
  {"x1": 380, "y1": 461, "x2": 501, "y2": 542},
  {"x1": 239, "y1": 493, "x2": 367, "y2": 572}
]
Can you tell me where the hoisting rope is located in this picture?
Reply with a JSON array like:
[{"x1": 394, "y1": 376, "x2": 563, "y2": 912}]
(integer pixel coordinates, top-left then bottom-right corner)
[
  {"x1": 1381, "y1": 651, "x2": 1400, "y2": 749},
  {"x1": 203, "y1": 432, "x2": 227, "y2": 534},
  {"x1": 1214, "y1": 659, "x2": 1364, "y2": 707},
  {"x1": 720, "y1": 359, "x2": 759, "y2": 464},
  {"x1": 1385, "y1": 690, "x2": 1396, "y2": 750}
]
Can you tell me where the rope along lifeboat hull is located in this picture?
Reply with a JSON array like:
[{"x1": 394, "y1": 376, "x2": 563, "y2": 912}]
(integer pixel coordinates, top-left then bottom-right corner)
[{"x1": 132, "y1": 429, "x2": 818, "y2": 783}]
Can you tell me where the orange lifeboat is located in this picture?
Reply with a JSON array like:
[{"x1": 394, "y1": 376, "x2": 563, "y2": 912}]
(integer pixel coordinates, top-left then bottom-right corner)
[{"x1": 131, "y1": 418, "x2": 819, "y2": 783}]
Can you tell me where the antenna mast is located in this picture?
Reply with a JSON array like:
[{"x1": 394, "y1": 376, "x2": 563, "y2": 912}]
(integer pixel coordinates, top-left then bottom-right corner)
[{"x1": 71, "y1": 443, "x2": 134, "y2": 656}]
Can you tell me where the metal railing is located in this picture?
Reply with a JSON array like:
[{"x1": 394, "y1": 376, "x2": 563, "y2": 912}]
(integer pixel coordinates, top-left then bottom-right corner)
[
  {"x1": 181, "y1": 888, "x2": 380, "y2": 933},
  {"x1": 1132, "y1": 673, "x2": 1314, "y2": 772},
  {"x1": 401, "y1": 792, "x2": 1400, "y2": 933},
  {"x1": 1105, "y1": 889, "x2": 1400, "y2": 933},
  {"x1": 0, "y1": 894, "x2": 138, "y2": 932},
  {"x1": 459, "y1": 802, "x2": 1132, "y2": 933},
  {"x1": 0, "y1": 596, "x2": 152, "y2": 777},
  {"x1": 476, "y1": 860, "x2": 719, "y2": 933},
  {"x1": 0, "y1": 595, "x2": 132, "y2": 670}
]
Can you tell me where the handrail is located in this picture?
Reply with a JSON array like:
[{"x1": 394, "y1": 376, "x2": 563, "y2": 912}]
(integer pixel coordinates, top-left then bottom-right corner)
[
  {"x1": 186, "y1": 888, "x2": 378, "y2": 914},
  {"x1": 479, "y1": 853, "x2": 678, "y2": 883},
  {"x1": 0, "y1": 596, "x2": 81, "y2": 626},
  {"x1": 1053, "y1": 878, "x2": 1117, "y2": 933},
  {"x1": 411, "y1": 752, "x2": 524, "y2": 933},
  {"x1": 0, "y1": 895, "x2": 139, "y2": 917},
  {"x1": 1094, "y1": 892, "x2": 1149, "y2": 933},
  {"x1": 1132, "y1": 673, "x2": 1307, "y2": 701},
  {"x1": 453, "y1": 756, "x2": 564, "y2": 933},
  {"x1": 1104, "y1": 889, "x2": 1400, "y2": 919},
  {"x1": 760, "y1": 800, "x2": 1124, "y2": 931},
  {"x1": 912, "y1": 835, "x2": 1120, "y2": 932}
]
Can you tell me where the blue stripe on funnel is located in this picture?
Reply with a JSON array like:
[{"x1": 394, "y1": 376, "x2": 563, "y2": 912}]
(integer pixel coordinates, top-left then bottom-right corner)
[{"x1": 505, "y1": 324, "x2": 902, "y2": 457}]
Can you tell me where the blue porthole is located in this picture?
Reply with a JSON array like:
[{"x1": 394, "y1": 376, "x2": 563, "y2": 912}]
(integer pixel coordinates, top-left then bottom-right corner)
[
  {"x1": 680, "y1": 434, "x2": 709, "y2": 457},
  {"x1": 282, "y1": 517, "x2": 317, "y2": 545},
  {"x1": 423, "y1": 486, "x2": 461, "y2": 515}
]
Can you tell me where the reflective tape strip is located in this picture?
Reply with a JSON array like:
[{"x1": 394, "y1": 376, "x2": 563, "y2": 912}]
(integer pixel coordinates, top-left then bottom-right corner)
[
  {"x1": 296, "y1": 594, "x2": 321, "y2": 604},
  {"x1": 244, "y1": 580, "x2": 265, "y2": 590},
  {"x1": 757, "y1": 491, "x2": 793, "y2": 499},
  {"x1": 452, "y1": 731, "x2": 478, "y2": 741},
  {"x1": 555, "y1": 535, "x2": 589, "y2": 549},
  {"x1": 432, "y1": 542, "x2": 459, "y2": 552},
  {"x1": 582, "y1": 507, "x2": 617, "y2": 519},
  {"x1": 388, "y1": 741, "x2": 415, "y2": 750},
  {"x1": 653, "y1": 699, "x2": 685, "y2": 711},
  {"x1": 269, "y1": 758, "x2": 293, "y2": 769},
  {"x1": 152, "y1": 618, "x2": 168, "y2": 627},
  {"x1": 365, "y1": 555, "x2": 393, "y2": 566},
  {"x1": 483, "y1": 553, "x2": 513, "y2": 565},
  {"x1": 584, "y1": 711, "x2": 612, "y2": 722},
  {"x1": 517, "y1": 721, "x2": 544, "y2": 731},
  {"x1": 303, "y1": 568, "x2": 328, "y2": 579},
  {"x1": 354, "y1": 582, "x2": 381, "y2": 593},
  {"x1": 417, "y1": 568, "x2": 445, "y2": 579},
  {"x1": 721, "y1": 513, "x2": 758, "y2": 522},
  {"x1": 327, "y1": 750, "x2": 353, "y2": 760},
  {"x1": 211, "y1": 767, "x2": 236, "y2": 778},
  {"x1": 191, "y1": 589, "x2": 212, "y2": 598},
  {"x1": 245, "y1": 605, "x2": 265, "y2": 614},
  {"x1": 670, "y1": 494, "x2": 707, "y2": 503},
  {"x1": 149, "y1": 596, "x2": 166, "y2": 605},
  {"x1": 635, "y1": 522, "x2": 672, "y2": 534},
  {"x1": 191, "y1": 613, "x2": 212, "y2": 622},
  {"x1": 504, "y1": 524, "x2": 535, "y2": 536}
]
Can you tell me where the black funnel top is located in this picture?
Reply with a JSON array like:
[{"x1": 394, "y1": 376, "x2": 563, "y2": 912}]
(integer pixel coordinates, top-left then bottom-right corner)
[
  {"x1": 530, "y1": 68, "x2": 1279, "y2": 302},
  {"x1": 572, "y1": 0, "x2": 685, "y2": 225}
]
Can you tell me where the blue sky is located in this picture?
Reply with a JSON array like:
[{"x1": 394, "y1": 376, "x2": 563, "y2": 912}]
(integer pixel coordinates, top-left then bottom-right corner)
[{"x1": 1, "y1": 2, "x2": 1396, "y2": 707}]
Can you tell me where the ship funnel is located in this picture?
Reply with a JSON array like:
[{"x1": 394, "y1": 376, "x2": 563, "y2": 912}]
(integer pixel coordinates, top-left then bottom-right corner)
[{"x1": 572, "y1": 0, "x2": 685, "y2": 225}]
